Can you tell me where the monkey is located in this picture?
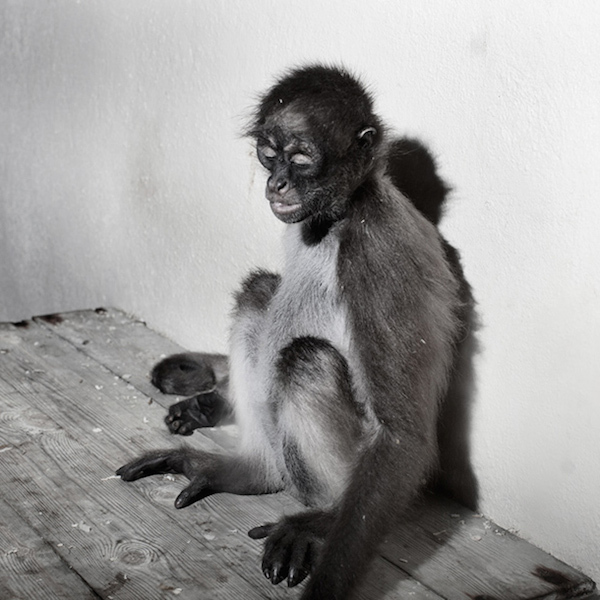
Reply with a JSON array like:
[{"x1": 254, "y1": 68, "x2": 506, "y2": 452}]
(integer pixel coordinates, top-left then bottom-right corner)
[{"x1": 117, "y1": 65, "x2": 477, "y2": 600}]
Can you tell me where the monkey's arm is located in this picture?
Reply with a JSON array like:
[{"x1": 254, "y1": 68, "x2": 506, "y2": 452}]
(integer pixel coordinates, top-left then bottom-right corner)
[
  {"x1": 306, "y1": 427, "x2": 434, "y2": 600},
  {"x1": 252, "y1": 423, "x2": 434, "y2": 599},
  {"x1": 294, "y1": 182, "x2": 458, "y2": 599}
]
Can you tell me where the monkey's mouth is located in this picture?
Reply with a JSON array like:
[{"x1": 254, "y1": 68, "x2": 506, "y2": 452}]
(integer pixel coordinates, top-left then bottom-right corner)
[{"x1": 270, "y1": 201, "x2": 302, "y2": 219}]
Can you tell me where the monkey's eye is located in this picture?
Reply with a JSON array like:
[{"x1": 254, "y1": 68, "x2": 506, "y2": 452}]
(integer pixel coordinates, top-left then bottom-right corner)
[
  {"x1": 260, "y1": 146, "x2": 277, "y2": 159},
  {"x1": 290, "y1": 153, "x2": 313, "y2": 166},
  {"x1": 257, "y1": 145, "x2": 278, "y2": 169}
]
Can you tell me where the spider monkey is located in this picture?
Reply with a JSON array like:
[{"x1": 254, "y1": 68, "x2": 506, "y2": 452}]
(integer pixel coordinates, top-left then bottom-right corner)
[{"x1": 117, "y1": 65, "x2": 477, "y2": 600}]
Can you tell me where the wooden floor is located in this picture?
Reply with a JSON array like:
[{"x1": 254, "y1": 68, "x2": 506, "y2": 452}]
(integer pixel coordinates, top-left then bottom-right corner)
[{"x1": 0, "y1": 308, "x2": 596, "y2": 600}]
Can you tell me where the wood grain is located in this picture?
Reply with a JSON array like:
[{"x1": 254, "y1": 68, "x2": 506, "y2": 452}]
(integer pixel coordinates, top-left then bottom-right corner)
[
  {"x1": 0, "y1": 497, "x2": 98, "y2": 600},
  {"x1": 0, "y1": 315, "x2": 441, "y2": 599},
  {"x1": 0, "y1": 310, "x2": 596, "y2": 600}
]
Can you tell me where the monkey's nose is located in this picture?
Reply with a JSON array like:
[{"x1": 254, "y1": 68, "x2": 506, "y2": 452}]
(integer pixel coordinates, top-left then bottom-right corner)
[{"x1": 268, "y1": 176, "x2": 289, "y2": 195}]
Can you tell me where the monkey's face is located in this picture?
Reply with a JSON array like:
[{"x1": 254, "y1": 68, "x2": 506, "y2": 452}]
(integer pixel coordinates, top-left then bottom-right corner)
[
  {"x1": 255, "y1": 109, "x2": 325, "y2": 223},
  {"x1": 256, "y1": 141, "x2": 324, "y2": 223},
  {"x1": 255, "y1": 108, "x2": 377, "y2": 224}
]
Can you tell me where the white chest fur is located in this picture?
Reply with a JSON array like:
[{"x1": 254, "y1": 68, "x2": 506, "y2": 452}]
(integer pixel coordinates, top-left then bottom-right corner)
[
  {"x1": 261, "y1": 224, "x2": 349, "y2": 362},
  {"x1": 228, "y1": 223, "x2": 351, "y2": 463}
]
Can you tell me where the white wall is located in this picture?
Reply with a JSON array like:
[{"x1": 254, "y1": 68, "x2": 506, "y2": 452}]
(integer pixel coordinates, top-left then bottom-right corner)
[{"x1": 2, "y1": 0, "x2": 599, "y2": 582}]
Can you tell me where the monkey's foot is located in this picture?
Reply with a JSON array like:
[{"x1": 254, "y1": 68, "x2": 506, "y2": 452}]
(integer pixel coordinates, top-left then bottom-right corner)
[
  {"x1": 151, "y1": 353, "x2": 216, "y2": 395},
  {"x1": 116, "y1": 450, "x2": 213, "y2": 509},
  {"x1": 165, "y1": 392, "x2": 228, "y2": 435}
]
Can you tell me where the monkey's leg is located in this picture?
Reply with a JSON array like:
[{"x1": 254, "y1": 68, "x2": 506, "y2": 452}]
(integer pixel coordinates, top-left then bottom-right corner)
[
  {"x1": 252, "y1": 336, "x2": 364, "y2": 587},
  {"x1": 117, "y1": 447, "x2": 283, "y2": 509}
]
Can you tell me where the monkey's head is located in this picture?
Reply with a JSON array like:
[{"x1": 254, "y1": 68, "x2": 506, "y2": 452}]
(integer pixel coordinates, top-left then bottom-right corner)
[{"x1": 248, "y1": 65, "x2": 383, "y2": 224}]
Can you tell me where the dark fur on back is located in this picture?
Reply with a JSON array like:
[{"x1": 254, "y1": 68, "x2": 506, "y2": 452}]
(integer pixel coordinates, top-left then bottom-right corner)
[{"x1": 386, "y1": 137, "x2": 451, "y2": 225}]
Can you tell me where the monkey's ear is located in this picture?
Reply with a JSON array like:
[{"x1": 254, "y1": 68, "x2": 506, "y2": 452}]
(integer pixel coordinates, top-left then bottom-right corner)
[{"x1": 357, "y1": 127, "x2": 377, "y2": 148}]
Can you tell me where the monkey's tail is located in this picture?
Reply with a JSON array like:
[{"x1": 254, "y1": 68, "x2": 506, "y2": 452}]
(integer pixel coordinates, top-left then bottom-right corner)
[{"x1": 386, "y1": 137, "x2": 451, "y2": 226}]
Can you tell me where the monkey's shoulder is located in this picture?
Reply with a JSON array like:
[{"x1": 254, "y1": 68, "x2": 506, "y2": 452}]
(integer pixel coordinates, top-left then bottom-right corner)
[{"x1": 341, "y1": 185, "x2": 449, "y2": 278}]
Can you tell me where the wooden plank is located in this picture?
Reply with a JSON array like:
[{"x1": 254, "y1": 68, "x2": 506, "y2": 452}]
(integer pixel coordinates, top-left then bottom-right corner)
[
  {"x1": 383, "y1": 497, "x2": 597, "y2": 600},
  {"x1": 31, "y1": 310, "x2": 599, "y2": 599},
  {"x1": 0, "y1": 497, "x2": 98, "y2": 600},
  {"x1": 39, "y1": 309, "x2": 598, "y2": 600},
  {"x1": 0, "y1": 318, "x2": 443, "y2": 600},
  {"x1": 0, "y1": 371, "x2": 272, "y2": 598},
  {"x1": 32, "y1": 308, "x2": 183, "y2": 400},
  {"x1": 0, "y1": 321, "x2": 284, "y2": 600}
]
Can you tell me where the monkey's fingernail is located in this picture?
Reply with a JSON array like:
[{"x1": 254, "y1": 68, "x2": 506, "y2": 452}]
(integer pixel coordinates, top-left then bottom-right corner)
[
  {"x1": 288, "y1": 568, "x2": 308, "y2": 587},
  {"x1": 175, "y1": 492, "x2": 189, "y2": 509},
  {"x1": 287, "y1": 569, "x2": 296, "y2": 587},
  {"x1": 271, "y1": 565, "x2": 285, "y2": 584}
]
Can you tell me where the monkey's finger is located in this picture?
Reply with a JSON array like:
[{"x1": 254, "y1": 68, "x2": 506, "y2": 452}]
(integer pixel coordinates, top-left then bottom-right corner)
[
  {"x1": 169, "y1": 405, "x2": 184, "y2": 418},
  {"x1": 165, "y1": 413, "x2": 178, "y2": 424},
  {"x1": 248, "y1": 523, "x2": 276, "y2": 539},
  {"x1": 174, "y1": 476, "x2": 212, "y2": 509},
  {"x1": 116, "y1": 452, "x2": 181, "y2": 481},
  {"x1": 261, "y1": 528, "x2": 295, "y2": 586},
  {"x1": 287, "y1": 539, "x2": 312, "y2": 587},
  {"x1": 165, "y1": 417, "x2": 182, "y2": 432},
  {"x1": 263, "y1": 552, "x2": 290, "y2": 586},
  {"x1": 176, "y1": 422, "x2": 195, "y2": 436}
]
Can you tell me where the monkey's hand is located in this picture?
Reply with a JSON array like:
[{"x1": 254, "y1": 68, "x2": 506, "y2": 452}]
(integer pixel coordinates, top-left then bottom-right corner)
[
  {"x1": 165, "y1": 392, "x2": 228, "y2": 435},
  {"x1": 249, "y1": 511, "x2": 332, "y2": 588},
  {"x1": 116, "y1": 449, "x2": 215, "y2": 508}
]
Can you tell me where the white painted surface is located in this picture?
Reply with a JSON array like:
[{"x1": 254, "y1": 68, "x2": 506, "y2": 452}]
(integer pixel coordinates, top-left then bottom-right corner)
[{"x1": 1, "y1": 0, "x2": 599, "y2": 583}]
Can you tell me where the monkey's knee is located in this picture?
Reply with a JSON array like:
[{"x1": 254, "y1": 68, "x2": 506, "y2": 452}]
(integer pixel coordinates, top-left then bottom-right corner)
[
  {"x1": 234, "y1": 269, "x2": 281, "y2": 313},
  {"x1": 276, "y1": 337, "x2": 343, "y2": 385},
  {"x1": 276, "y1": 337, "x2": 353, "y2": 400},
  {"x1": 274, "y1": 337, "x2": 362, "y2": 454}
]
